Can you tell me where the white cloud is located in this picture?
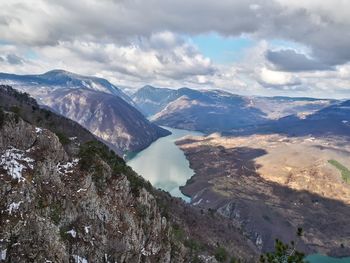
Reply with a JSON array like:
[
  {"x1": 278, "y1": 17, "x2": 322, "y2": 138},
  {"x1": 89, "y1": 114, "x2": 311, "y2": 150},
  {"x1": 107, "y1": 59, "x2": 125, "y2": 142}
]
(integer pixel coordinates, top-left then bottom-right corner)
[
  {"x1": 0, "y1": 0, "x2": 350, "y2": 98},
  {"x1": 260, "y1": 67, "x2": 295, "y2": 86}
]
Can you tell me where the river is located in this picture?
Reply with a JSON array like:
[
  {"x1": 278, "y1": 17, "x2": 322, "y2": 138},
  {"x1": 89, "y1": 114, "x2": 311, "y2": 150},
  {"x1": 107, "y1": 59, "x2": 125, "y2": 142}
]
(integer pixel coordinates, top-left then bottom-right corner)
[{"x1": 127, "y1": 126, "x2": 203, "y2": 201}]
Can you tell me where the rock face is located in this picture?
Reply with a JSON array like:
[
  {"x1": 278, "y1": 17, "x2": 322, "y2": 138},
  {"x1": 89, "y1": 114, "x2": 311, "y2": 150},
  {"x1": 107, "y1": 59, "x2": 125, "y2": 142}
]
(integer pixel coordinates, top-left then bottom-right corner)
[
  {"x1": 132, "y1": 86, "x2": 334, "y2": 133},
  {"x1": 0, "y1": 71, "x2": 170, "y2": 154},
  {"x1": 0, "y1": 86, "x2": 259, "y2": 262}
]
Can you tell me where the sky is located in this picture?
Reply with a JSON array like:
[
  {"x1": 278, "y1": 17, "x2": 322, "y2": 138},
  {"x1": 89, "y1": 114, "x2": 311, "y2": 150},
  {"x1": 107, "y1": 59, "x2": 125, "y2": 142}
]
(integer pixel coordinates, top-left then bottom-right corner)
[{"x1": 0, "y1": 0, "x2": 350, "y2": 98}]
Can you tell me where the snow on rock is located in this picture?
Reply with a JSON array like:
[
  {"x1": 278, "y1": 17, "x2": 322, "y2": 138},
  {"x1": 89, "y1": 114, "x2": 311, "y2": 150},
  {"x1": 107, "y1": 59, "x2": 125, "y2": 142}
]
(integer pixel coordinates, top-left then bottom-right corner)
[
  {"x1": 66, "y1": 229, "x2": 77, "y2": 238},
  {"x1": 255, "y1": 234, "x2": 263, "y2": 247},
  {"x1": 72, "y1": 255, "x2": 88, "y2": 263},
  {"x1": 7, "y1": 201, "x2": 23, "y2": 215},
  {"x1": 57, "y1": 158, "x2": 79, "y2": 175},
  {"x1": 141, "y1": 247, "x2": 152, "y2": 256},
  {"x1": 0, "y1": 147, "x2": 34, "y2": 182}
]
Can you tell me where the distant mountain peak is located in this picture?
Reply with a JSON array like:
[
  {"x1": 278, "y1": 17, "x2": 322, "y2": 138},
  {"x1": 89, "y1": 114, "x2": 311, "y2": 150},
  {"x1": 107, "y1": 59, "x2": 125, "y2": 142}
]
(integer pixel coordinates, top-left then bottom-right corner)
[{"x1": 41, "y1": 69, "x2": 71, "y2": 75}]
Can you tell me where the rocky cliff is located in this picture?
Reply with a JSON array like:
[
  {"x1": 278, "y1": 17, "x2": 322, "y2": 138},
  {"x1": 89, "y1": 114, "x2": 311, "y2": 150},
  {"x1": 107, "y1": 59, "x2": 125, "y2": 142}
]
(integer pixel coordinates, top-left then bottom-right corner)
[{"x1": 0, "y1": 86, "x2": 258, "y2": 263}]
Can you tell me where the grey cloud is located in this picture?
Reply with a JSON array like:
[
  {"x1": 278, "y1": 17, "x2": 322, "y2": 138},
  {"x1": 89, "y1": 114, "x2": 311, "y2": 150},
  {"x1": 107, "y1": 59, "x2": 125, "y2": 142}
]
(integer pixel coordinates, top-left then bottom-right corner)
[
  {"x1": 6, "y1": 54, "x2": 24, "y2": 65},
  {"x1": 266, "y1": 49, "x2": 333, "y2": 72},
  {"x1": 258, "y1": 79, "x2": 303, "y2": 90}
]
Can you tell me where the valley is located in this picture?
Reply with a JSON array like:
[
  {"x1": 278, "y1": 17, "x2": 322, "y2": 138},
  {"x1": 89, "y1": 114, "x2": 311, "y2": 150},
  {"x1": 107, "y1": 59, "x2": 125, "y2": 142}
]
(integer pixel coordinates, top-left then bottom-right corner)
[{"x1": 2, "y1": 1, "x2": 350, "y2": 262}]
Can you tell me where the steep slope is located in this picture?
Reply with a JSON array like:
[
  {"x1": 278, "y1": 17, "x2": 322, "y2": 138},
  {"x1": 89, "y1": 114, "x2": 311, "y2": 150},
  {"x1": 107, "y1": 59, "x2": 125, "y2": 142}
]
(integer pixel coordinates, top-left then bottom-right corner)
[
  {"x1": 40, "y1": 88, "x2": 170, "y2": 154},
  {"x1": 132, "y1": 86, "x2": 334, "y2": 133},
  {"x1": 0, "y1": 71, "x2": 170, "y2": 154},
  {"x1": 152, "y1": 88, "x2": 268, "y2": 133},
  {"x1": 0, "y1": 86, "x2": 258, "y2": 262}
]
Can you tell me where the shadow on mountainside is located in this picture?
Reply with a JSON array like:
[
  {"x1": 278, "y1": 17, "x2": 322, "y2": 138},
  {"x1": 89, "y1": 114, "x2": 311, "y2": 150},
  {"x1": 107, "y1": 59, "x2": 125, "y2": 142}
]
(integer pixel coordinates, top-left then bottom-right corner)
[{"x1": 177, "y1": 140, "x2": 350, "y2": 257}]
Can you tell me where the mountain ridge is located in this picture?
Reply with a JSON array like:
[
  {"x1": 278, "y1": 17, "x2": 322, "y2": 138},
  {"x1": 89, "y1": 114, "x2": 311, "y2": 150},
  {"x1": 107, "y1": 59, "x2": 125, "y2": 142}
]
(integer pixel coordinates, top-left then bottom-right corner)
[{"x1": 132, "y1": 85, "x2": 336, "y2": 133}]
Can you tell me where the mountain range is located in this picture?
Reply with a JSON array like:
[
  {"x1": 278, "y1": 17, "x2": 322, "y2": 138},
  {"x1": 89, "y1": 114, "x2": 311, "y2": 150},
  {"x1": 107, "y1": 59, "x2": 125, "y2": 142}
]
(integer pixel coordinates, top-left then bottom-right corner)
[
  {"x1": 0, "y1": 70, "x2": 170, "y2": 154},
  {"x1": 132, "y1": 85, "x2": 335, "y2": 133}
]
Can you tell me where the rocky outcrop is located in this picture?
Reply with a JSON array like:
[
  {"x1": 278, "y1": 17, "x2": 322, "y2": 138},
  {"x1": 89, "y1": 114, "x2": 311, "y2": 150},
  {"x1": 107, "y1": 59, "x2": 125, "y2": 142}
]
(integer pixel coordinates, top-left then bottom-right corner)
[{"x1": 0, "y1": 115, "x2": 172, "y2": 262}]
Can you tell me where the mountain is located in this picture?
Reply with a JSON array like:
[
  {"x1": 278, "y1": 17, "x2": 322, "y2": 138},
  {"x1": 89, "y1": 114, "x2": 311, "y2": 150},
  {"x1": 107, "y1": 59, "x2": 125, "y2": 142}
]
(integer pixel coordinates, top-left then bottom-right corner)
[
  {"x1": 0, "y1": 85, "x2": 258, "y2": 262},
  {"x1": 131, "y1": 85, "x2": 177, "y2": 116},
  {"x1": 233, "y1": 99, "x2": 350, "y2": 138},
  {"x1": 152, "y1": 89, "x2": 268, "y2": 133},
  {"x1": 132, "y1": 86, "x2": 334, "y2": 133},
  {"x1": 0, "y1": 69, "x2": 134, "y2": 104},
  {"x1": 0, "y1": 70, "x2": 170, "y2": 154}
]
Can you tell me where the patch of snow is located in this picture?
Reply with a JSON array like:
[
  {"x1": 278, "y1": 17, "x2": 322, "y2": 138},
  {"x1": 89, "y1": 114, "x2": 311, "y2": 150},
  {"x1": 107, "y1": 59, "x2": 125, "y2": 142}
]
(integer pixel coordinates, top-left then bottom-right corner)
[
  {"x1": 77, "y1": 188, "x2": 87, "y2": 193},
  {"x1": 0, "y1": 147, "x2": 34, "y2": 182},
  {"x1": 7, "y1": 201, "x2": 23, "y2": 215},
  {"x1": 66, "y1": 229, "x2": 77, "y2": 238},
  {"x1": 342, "y1": 120, "x2": 348, "y2": 124},
  {"x1": 57, "y1": 158, "x2": 79, "y2": 175},
  {"x1": 192, "y1": 198, "x2": 202, "y2": 206},
  {"x1": 0, "y1": 249, "x2": 6, "y2": 260},
  {"x1": 35, "y1": 127, "x2": 43, "y2": 134},
  {"x1": 72, "y1": 255, "x2": 88, "y2": 263}
]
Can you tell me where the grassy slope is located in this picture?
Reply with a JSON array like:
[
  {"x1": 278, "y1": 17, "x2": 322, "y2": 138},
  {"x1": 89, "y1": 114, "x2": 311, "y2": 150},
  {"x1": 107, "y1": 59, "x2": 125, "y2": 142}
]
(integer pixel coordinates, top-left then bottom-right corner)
[{"x1": 328, "y1": 159, "x2": 350, "y2": 184}]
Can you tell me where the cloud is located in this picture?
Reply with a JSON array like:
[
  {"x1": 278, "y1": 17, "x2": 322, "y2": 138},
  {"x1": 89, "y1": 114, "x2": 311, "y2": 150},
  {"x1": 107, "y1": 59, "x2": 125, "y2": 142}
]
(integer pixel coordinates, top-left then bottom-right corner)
[
  {"x1": 1, "y1": 0, "x2": 350, "y2": 67},
  {"x1": 266, "y1": 49, "x2": 332, "y2": 72},
  {"x1": 20, "y1": 32, "x2": 215, "y2": 85},
  {"x1": 5, "y1": 54, "x2": 24, "y2": 65},
  {"x1": 259, "y1": 67, "x2": 301, "y2": 87}
]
